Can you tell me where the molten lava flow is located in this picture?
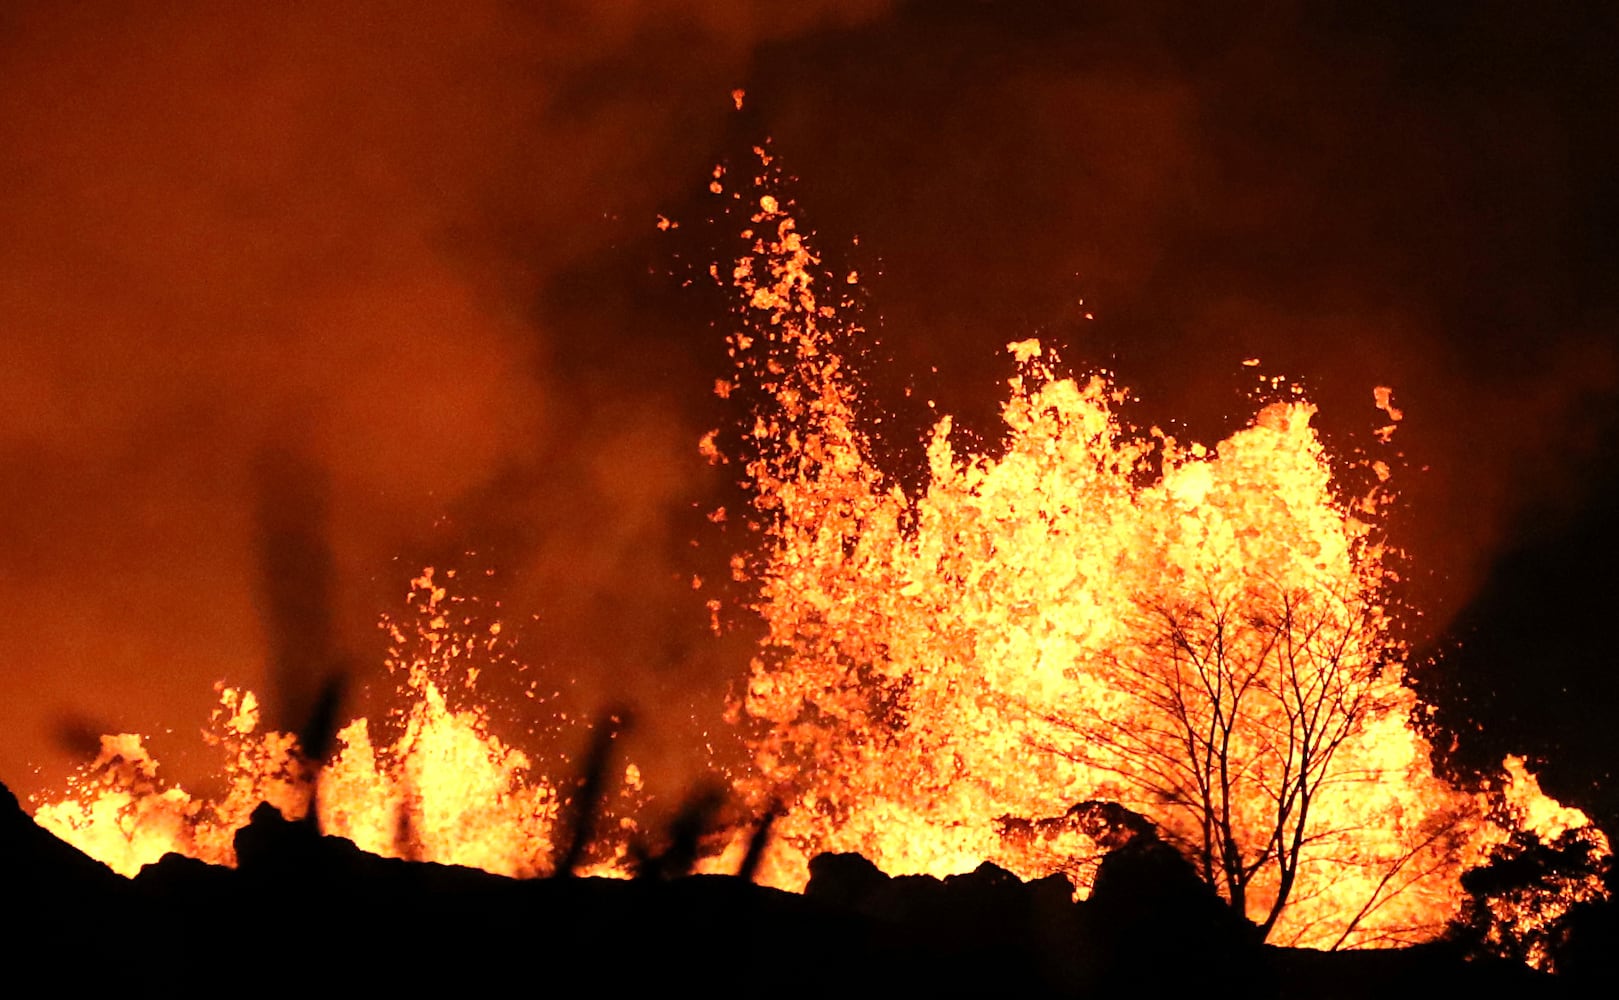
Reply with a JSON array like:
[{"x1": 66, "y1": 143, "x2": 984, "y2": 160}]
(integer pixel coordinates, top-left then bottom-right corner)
[
  {"x1": 713, "y1": 158, "x2": 1609, "y2": 952},
  {"x1": 34, "y1": 568, "x2": 642, "y2": 878}
]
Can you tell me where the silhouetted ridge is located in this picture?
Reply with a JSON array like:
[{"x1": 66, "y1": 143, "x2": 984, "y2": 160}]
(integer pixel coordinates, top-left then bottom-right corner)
[{"x1": 1, "y1": 780, "x2": 1586, "y2": 996}]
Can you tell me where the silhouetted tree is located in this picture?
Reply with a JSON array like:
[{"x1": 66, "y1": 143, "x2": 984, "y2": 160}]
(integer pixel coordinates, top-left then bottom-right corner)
[
  {"x1": 1046, "y1": 582, "x2": 1469, "y2": 945},
  {"x1": 1450, "y1": 823, "x2": 1610, "y2": 972}
]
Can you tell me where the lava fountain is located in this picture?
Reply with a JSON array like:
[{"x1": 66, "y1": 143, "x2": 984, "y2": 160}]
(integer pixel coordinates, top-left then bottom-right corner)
[
  {"x1": 33, "y1": 568, "x2": 643, "y2": 879},
  {"x1": 30, "y1": 147, "x2": 1608, "y2": 968},
  {"x1": 712, "y1": 151, "x2": 1608, "y2": 958}
]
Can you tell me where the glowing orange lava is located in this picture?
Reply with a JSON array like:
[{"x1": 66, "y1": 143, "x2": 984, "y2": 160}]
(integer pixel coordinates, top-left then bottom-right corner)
[
  {"x1": 34, "y1": 569, "x2": 642, "y2": 878},
  {"x1": 713, "y1": 156, "x2": 1608, "y2": 953},
  {"x1": 31, "y1": 149, "x2": 1607, "y2": 967}
]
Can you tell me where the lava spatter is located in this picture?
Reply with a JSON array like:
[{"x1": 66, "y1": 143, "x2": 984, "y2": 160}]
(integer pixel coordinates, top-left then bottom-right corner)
[{"x1": 715, "y1": 153, "x2": 1608, "y2": 953}]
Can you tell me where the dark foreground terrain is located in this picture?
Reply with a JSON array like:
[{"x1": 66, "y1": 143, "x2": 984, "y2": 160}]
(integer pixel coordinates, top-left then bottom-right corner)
[{"x1": 1, "y1": 782, "x2": 1603, "y2": 997}]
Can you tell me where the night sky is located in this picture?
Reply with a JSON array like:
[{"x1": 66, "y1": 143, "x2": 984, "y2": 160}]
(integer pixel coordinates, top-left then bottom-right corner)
[{"x1": 2, "y1": 2, "x2": 1616, "y2": 829}]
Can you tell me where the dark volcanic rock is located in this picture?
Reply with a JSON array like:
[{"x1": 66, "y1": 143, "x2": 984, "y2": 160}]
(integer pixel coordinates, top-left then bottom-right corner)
[
  {"x1": 2, "y1": 780, "x2": 130, "y2": 977},
  {"x1": 0, "y1": 783, "x2": 1583, "y2": 996},
  {"x1": 1267, "y1": 941, "x2": 1555, "y2": 999},
  {"x1": 805, "y1": 850, "x2": 889, "y2": 908},
  {"x1": 806, "y1": 852, "x2": 1098, "y2": 993},
  {"x1": 1, "y1": 780, "x2": 122, "y2": 899}
]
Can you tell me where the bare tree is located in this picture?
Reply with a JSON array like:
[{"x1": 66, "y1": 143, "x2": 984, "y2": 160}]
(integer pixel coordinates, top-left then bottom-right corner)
[{"x1": 1042, "y1": 578, "x2": 1460, "y2": 944}]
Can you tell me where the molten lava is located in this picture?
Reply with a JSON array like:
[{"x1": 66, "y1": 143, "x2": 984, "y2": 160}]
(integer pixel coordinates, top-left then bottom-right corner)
[
  {"x1": 30, "y1": 148, "x2": 1607, "y2": 966},
  {"x1": 713, "y1": 156, "x2": 1608, "y2": 952},
  {"x1": 34, "y1": 568, "x2": 642, "y2": 878}
]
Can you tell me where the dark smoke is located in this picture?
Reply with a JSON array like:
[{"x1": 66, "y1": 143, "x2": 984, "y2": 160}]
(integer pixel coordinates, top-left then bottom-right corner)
[{"x1": 732, "y1": 0, "x2": 1619, "y2": 818}]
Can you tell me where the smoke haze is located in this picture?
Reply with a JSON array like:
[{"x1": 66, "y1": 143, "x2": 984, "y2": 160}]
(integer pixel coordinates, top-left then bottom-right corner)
[{"x1": 3, "y1": 2, "x2": 1615, "y2": 817}]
